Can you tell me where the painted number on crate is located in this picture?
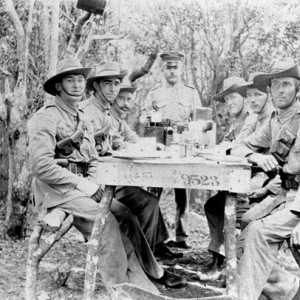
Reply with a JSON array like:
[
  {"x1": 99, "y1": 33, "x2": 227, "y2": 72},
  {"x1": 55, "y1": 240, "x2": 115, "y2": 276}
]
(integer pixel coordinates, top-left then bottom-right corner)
[{"x1": 181, "y1": 174, "x2": 220, "y2": 186}]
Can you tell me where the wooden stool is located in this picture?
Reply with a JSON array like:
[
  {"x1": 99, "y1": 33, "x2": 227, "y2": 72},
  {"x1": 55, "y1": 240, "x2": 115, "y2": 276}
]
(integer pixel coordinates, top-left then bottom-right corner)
[{"x1": 25, "y1": 209, "x2": 73, "y2": 300}]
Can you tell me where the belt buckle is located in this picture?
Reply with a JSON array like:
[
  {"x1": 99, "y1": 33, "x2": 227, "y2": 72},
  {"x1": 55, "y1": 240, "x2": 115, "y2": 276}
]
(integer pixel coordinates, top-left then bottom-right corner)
[{"x1": 69, "y1": 163, "x2": 77, "y2": 174}]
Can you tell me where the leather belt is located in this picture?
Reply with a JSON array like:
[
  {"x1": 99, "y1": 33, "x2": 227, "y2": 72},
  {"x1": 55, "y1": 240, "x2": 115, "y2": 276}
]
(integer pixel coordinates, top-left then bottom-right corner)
[{"x1": 66, "y1": 162, "x2": 88, "y2": 177}]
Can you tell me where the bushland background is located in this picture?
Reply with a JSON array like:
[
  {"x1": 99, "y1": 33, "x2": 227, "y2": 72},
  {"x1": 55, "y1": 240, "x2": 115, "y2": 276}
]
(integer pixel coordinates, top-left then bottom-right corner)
[{"x1": 0, "y1": 0, "x2": 300, "y2": 298}]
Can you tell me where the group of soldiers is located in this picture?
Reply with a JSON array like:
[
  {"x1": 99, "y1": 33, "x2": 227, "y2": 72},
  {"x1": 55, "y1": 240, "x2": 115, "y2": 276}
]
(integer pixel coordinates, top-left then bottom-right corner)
[{"x1": 28, "y1": 51, "x2": 300, "y2": 300}]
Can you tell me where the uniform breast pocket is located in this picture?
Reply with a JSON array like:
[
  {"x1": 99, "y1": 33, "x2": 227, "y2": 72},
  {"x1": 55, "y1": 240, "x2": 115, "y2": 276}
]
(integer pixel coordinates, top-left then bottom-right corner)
[
  {"x1": 154, "y1": 100, "x2": 168, "y2": 110},
  {"x1": 178, "y1": 100, "x2": 192, "y2": 120},
  {"x1": 278, "y1": 128, "x2": 296, "y2": 149}
]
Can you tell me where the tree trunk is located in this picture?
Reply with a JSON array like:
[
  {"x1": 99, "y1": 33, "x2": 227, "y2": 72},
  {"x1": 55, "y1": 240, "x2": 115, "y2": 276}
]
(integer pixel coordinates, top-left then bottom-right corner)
[
  {"x1": 3, "y1": 0, "x2": 36, "y2": 239},
  {"x1": 48, "y1": 0, "x2": 60, "y2": 77}
]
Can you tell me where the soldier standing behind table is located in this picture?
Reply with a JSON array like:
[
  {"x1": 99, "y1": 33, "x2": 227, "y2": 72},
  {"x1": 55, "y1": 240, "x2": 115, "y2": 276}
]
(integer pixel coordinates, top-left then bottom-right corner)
[
  {"x1": 232, "y1": 58, "x2": 300, "y2": 300},
  {"x1": 146, "y1": 51, "x2": 202, "y2": 250},
  {"x1": 81, "y1": 62, "x2": 186, "y2": 288},
  {"x1": 27, "y1": 58, "x2": 160, "y2": 293}
]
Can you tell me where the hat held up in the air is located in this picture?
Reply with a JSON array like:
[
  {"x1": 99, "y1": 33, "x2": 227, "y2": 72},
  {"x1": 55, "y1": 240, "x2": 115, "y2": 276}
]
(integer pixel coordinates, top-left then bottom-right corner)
[
  {"x1": 86, "y1": 61, "x2": 127, "y2": 90},
  {"x1": 213, "y1": 76, "x2": 247, "y2": 102},
  {"x1": 44, "y1": 58, "x2": 92, "y2": 96},
  {"x1": 253, "y1": 58, "x2": 300, "y2": 93}
]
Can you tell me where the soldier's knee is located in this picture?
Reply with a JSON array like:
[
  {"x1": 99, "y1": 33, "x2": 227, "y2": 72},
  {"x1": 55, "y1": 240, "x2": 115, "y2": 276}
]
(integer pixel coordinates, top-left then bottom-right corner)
[
  {"x1": 245, "y1": 220, "x2": 265, "y2": 242},
  {"x1": 241, "y1": 213, "x2": 252, "y2": 230}
]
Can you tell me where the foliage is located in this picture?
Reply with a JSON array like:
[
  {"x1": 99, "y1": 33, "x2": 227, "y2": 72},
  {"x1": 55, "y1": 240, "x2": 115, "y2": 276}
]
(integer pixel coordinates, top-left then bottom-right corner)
[{"x1": 1, "y1": 0, "x2": 300, "y2": 235}]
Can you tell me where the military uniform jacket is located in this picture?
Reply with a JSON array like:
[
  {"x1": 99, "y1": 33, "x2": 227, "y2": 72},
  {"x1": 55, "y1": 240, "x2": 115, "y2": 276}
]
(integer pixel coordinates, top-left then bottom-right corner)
[
  {"x1": 28, "y1": 96, "x2": 98, "y2": 209},
  {"x1": 243, "y1": 102, "x2": 274, "y2": 137},
  {"x1": 222, "y1": 108, "x2": 255, "y2": 143},
  {"x1": 109, "y1": 106, "x2": 138, "y2": 147},
  {"x1": 147, "y1": 81, "x2": 201, "y2": 122},
  {"x1": 232, "y1": 101, "x2": 300, "y2": 211},
  {"x1": 80, "y1": 95, "x2": 112, "y2": 134}
]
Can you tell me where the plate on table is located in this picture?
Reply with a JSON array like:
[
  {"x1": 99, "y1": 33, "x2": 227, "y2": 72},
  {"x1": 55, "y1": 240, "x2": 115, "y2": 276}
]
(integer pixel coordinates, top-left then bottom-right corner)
[
  {"x1": 200, "y1": 154, "x2": 247, "y2": 163},
  {"x1": 112, "y1": 151, "x2": 171, "y2": 160}
]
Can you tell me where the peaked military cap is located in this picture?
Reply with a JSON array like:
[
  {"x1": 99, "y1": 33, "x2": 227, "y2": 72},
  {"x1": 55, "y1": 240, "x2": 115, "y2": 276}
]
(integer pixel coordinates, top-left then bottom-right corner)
[
  {"x1": 44, "y1": 58, "x2": 92, "y2": 96},
  {"x1": 253, "y1": 58, "x2": 300, "y2": 93},
  {"x1": 160, "y1": 51, "x2": 184, "y2": 67}
]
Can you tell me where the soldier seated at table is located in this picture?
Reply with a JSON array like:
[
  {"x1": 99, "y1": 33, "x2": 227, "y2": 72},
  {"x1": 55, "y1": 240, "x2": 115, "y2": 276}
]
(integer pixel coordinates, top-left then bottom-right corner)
[
  {"x1": 81, "y1": 62, "x2": 186, "y2": 288},
  {"x1": 203, "y1": 75, "x2": 278, "y2": 281},
  {"x1": 145, "y1": 51, "x2": 202, "y2": 250},
  {"x1": 233, "y1": 57, "x2": 300, "y2": 300},
  {"x1": 27, "y1": 58, "x2": 161, "y2": 293},
  {"x1": 109, "y1": 83, "x2": 183, "y2": 259}
]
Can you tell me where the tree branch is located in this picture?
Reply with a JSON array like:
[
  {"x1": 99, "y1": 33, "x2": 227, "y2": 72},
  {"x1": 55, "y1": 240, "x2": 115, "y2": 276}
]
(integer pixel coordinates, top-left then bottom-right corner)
[
  {"x1": 92, "y1": 33, "x2": 127, "y2": 40},
  {"x1": 4, "y1": 0, "x2": 24, "y2": 58},
  {"x1": 48, "y1": 0, "x2": 60, "y2": 78},
  {"x1": 129, "y1": 52, "x2": 158, "y2": 83},
  {"x1": 66, "y1": 12, "x2": 92, "y2": 58},
  {"x1": 0, "y1": 67, "x2": 13, "y2": 77}
]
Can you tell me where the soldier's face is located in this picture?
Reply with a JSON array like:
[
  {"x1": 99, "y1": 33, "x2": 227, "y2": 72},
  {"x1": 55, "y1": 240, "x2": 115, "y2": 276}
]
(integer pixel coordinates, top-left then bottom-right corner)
[
  {"x1": 58, "y1": 74, "x2": 86, "y2": 98},
  {"x1": 114, "y1": 91, "x2": 134, "y2": 113},
  {"x1": 163, "y1": 64, "x2": 181, "y2": 84},
  {"x1": 98, "y1": 78, "x2": 121, "y2": 103},
  {"x1": 224, "y1": 92, "x2": 245, "y2": 117},
  {"x1": 270, "y1": 77, "x2": 298, "y2": 109},
  {"x1": 246, "y1": 88, "x2": 268, "y2": 114}
]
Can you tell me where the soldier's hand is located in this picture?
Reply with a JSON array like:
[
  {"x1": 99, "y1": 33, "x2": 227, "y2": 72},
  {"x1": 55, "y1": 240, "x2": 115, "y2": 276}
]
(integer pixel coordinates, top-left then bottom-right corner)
[
  {"x1": 249, "y1": 153, "x2": 279, "y2": 172},
  {"x1": 291, "y1": 222, "x2": 300, "y2": 248},
  {"x1": 96, "y1": 141, "x2": 111, "y2": 156},
  {"x1": 112, "y1": 134, "x2": 124, "y2": 150},
  {"x1": 91, "y1": 187, "x2": 103, "y2": 203},
  {"x1": 247, "y1": 187, "x2": 268, "y2": 201}
]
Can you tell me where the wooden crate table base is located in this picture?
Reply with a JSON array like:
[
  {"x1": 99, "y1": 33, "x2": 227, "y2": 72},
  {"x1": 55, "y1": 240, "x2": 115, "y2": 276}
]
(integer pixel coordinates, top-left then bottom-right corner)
[{"x1": 83, "y1": 156, "x2": 251, "y2": 300}]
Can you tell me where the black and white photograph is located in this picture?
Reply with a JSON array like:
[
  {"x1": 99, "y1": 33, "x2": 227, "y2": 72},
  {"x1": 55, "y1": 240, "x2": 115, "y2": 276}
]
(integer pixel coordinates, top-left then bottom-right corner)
[{"x1": 1, "y1": 0, "x2": 300, "y2": 299}]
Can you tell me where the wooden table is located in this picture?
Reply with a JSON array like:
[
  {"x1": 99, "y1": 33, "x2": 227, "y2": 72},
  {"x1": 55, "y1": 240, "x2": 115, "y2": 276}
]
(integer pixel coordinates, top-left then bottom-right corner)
[{"x1": 84, "y1": 156, "x2": 252, "y2": 300}]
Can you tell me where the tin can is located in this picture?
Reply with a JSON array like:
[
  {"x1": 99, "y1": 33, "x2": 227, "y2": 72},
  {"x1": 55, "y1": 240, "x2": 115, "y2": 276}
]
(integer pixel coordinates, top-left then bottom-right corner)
[
  {"x1": 179, "y1": 143, "x2": 186, "y2": 158},
  {"x1": 186, "y1": 143, "x2": 193, "y2": 157}
]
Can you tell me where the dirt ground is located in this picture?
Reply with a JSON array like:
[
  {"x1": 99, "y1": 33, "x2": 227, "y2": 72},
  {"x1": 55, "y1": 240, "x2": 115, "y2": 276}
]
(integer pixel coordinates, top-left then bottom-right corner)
[{"x1": 0, "y1": 189, "x2": 299, "y2": 300}]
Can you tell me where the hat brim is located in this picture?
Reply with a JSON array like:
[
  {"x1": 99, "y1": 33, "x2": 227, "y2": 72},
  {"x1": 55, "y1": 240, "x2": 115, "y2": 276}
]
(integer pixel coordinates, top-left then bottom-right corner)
[
  {"x1": 235, "y1": 82, "x2": 256, "y2": 97},
  {"x1": 253, "y1": 65, "x2": 300, "y2": 93},
  {"x1": 44, "y1": 68, "x2": 92, "y2": 96},
  {"x1": 86, "y1": 71, "x2": 127, "y2": 90},
  {"x1": 213, "y1": 83, "x2": 247, "y2": 102},
  {"x1": 119, "y1": 87, "x2": 136, "y2": 93}
]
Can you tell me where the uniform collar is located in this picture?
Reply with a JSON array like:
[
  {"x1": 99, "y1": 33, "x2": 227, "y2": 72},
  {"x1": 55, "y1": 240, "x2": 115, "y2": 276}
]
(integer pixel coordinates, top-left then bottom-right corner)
[
  {"x1": 54, "y1": 96, "x2": 80, "y2": 117},
  {"x1": 275, "y1": 101, "x2": 300, "y2": 123},
  {"x1": 257, "y1": 101, "x2": 274, "y2": 121},
  {"x1": 234, "y1": 106, "x2": 249, "y2": 123},
  {"x1": 90, "y1": 95, "x2": 110, "y2": 113},
  {"x1": 163, "y1": 79, "x2": 184, "y2": 89},
  {"x1": 110, "y1": 105, "x2": 125, "y2": 120}
]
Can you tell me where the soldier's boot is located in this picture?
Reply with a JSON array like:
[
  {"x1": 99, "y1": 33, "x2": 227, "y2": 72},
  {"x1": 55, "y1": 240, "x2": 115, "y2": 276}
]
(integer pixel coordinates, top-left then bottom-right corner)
[{"x1": 195, "y1": 252, "x2": 225, "y2": 281}]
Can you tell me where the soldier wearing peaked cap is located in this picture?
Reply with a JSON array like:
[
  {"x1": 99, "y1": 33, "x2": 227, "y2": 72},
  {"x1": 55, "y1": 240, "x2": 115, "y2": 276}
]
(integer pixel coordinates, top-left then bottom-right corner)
[
  {"x1": 28, "y1": 58, "x2": 162, "y2": 293},
  {"x1": 231, "y1": 58, "x2": 300, "y2": 300},
  {"x1": 145, "y1": 51, "x2": 201, "y2": 251},
  {"x1": 82, "y1": 63, "x2": 187, "y2": 288}
]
